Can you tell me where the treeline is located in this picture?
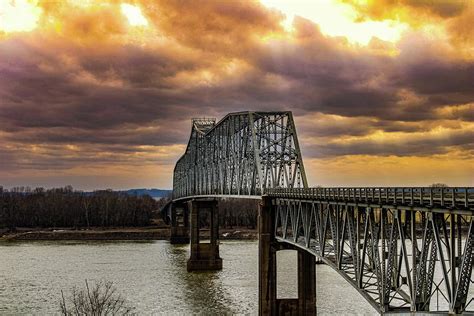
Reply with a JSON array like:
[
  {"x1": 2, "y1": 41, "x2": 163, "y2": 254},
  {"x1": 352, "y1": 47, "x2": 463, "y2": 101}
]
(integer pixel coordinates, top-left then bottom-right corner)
[
  {"x1": 220, "y1": 199, "x2": 259, "y2": 229},
  {"x1": 195, "y1": 199, "x2": 259, "y2": 229},
  {"x1": 0, "y1": 186, "x2": 163, "y2": 230}
]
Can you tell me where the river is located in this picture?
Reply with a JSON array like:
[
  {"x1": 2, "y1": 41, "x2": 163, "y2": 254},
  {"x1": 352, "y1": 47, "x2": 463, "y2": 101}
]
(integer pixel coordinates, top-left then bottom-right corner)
[{"x1": 0, "y1": 240, "x2": 377, "y2": 315}]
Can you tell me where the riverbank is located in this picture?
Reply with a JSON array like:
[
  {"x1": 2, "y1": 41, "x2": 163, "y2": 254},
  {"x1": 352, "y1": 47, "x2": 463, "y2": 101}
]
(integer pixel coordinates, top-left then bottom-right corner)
[{"x1": 0, "y1": 227, "x2": 258, "y2": 241}]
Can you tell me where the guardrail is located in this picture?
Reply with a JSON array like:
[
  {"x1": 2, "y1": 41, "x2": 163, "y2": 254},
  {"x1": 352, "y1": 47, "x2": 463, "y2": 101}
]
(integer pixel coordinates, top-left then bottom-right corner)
[{"x1": 265, "y1": 187, "x2": 474, "y2": 210}]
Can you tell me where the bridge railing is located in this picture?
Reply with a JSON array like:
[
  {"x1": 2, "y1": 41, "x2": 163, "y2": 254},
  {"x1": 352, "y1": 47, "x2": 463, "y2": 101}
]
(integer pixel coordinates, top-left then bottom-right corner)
[{"x1": 265, "y1": 187, "x2": 474, "y2": 210}]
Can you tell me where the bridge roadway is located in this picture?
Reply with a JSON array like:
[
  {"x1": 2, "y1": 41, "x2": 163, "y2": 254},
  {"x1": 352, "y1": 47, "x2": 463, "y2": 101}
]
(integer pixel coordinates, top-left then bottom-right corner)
[{"x1": 163, "y1": 111, "x2": 474, "y2": 315}]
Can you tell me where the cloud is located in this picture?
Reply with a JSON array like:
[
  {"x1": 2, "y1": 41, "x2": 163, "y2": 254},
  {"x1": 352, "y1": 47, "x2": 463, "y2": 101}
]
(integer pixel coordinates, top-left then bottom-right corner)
[
  {"x1": 0, "y1": 0, "x2": 473, "y2": 188},
  {"x1": 342, "y1": 0, "x2": 473, "y2": 58},
  {"x1": 448, "y1": 5, "x2": 474, "y2": 47},
  {"x1": 139, "y1": 0, "x2": 284, "y2": 56},
  {"x1": 305, "y1": 126, "x2": 474, "y2": 158},
  {"x1": 343, "y1": 0, "x2": 467, "y2": 20}
]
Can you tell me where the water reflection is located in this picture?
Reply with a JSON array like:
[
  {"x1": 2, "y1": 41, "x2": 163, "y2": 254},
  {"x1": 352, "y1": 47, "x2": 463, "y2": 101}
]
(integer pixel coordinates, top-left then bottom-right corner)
[{"x1": 166, "y1": 244, "x2": 235, "y2": 314}]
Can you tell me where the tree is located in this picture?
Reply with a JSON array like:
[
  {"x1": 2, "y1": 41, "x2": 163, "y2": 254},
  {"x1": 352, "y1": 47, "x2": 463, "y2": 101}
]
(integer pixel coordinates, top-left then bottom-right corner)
[{"x1": 60, "y1": 280, "x2": 135, "y2": 315}]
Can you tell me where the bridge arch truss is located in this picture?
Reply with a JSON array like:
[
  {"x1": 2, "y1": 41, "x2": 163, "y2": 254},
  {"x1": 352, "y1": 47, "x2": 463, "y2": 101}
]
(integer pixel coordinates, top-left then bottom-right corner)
[{"x1": 173, "y1": 111, "x2": 308, "y2": 199}]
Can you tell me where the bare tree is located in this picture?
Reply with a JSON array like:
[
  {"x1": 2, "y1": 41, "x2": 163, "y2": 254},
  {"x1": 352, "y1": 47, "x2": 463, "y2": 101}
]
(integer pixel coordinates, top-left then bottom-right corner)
[
  {"x1": 218, "y1": 198, "x2": 259, "y2": 228},
  {"x1": 60, "y1": 280, "x2": 135, "y2": 315}
]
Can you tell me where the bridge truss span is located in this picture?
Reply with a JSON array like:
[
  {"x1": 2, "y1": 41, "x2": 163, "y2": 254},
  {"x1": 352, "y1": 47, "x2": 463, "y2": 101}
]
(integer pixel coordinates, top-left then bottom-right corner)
[
  {"x1": 173, "y1": 111, "x2": 308, "y2": 199},
  {"x1": 265, "y1": 187, "x2": 474, "y2": 313},
  {"x1": 169, "y1": 111, "x2": 474, "y2": 315}
]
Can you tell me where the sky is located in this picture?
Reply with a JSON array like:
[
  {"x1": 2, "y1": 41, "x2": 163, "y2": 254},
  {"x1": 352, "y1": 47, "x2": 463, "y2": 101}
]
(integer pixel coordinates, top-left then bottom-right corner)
[{"x1": 0, "y1": 0, "x2": 473, "y2": 190}]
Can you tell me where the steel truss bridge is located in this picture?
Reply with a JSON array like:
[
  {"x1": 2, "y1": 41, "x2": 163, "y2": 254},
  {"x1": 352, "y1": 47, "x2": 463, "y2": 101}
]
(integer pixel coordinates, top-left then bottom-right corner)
[{"x1": 166, "y1": 111, "x2": 474, "y2": 315}]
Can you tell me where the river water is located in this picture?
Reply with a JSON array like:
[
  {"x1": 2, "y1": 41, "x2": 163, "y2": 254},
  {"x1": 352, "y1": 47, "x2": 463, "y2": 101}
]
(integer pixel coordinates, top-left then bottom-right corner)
[{"x1": 0, "y1": 240, "x2": 376, "y2": 315}]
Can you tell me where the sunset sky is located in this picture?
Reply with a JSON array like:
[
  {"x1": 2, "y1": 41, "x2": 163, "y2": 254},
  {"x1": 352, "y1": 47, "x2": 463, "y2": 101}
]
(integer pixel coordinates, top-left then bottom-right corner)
[{"x1": 0, "y1": 0, "x2": 473, "y2": 190}]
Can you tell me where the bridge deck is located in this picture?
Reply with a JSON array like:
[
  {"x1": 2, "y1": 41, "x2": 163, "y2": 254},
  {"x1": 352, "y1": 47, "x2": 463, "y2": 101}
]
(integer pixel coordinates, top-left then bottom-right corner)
[{"x1": 266, "y1": 187, "x2": 473, "y2": 212}]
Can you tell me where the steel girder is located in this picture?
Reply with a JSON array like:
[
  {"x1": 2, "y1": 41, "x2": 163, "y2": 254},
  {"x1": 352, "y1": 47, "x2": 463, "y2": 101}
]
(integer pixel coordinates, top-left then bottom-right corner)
[
  {"x1": 172, "y1": 111, "x2": 308, "y2": 199},
  {"x1": 268, "y1": 187, "x2": 474, "y2": 314}
]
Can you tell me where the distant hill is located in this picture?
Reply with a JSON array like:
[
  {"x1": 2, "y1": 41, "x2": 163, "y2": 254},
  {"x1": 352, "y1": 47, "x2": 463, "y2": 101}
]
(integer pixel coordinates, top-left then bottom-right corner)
[{"x1": 121, "y1": 188, "x2": 172, "y2": 198}]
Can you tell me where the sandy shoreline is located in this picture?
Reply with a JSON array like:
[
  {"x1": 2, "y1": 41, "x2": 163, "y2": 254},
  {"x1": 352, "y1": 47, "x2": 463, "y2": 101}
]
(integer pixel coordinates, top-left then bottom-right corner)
[{"x1": 0, "y1": 227, "x2": 258, "y2": 241}]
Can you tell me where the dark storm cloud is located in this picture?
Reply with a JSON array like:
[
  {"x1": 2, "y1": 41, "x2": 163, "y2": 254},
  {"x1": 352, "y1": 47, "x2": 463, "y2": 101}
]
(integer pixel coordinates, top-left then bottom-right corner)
[
  {"x1": 393, "y1": 35, "x2": 474, "y2": 97},
  {"x1": 296, "y1": 114, "x2": 444, "y2": 139},
  {"x1": 0, "y1": 140, "x2": 178, "y2": 172},
  {"x1": 0, "y1": 35, "x2": 206, "y2": 134},
  {"x1": 306, "y1": 129, "x2": 474, "y2": 158},
  {"x1": 396, "y1": 60, "x2": 474, "y2": 96},
  {"x1": 4, "y1": 124, "x2": 188, "y2": 147},
  {"x1": 442, "y1": 104, "x2": 474, "y2": 122}
]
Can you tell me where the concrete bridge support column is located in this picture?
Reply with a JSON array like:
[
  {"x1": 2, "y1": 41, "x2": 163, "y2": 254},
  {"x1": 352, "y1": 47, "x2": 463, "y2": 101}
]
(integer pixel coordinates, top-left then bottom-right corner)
[
  {"x1": 170, "y1": 203, "x2": 190, "y2": 244},
  {"x1": 187, "y1": 199, "x2": 222, "y2": 271},
  {"x1": 259, "y1": 196, "x2": 316, "y2": 316}
]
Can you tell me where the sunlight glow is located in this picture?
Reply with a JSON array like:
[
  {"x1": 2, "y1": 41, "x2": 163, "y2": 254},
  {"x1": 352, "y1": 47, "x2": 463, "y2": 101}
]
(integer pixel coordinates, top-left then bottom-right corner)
[
  {"x1": 120, "y1": 3, "x2": 148, "y2": 27},
  {"x1": 0, "y1": 0, "x2": 42, "y2": 33},
  {"x1": 260, "y1": 0, "x2": 407, "y2": 45}
]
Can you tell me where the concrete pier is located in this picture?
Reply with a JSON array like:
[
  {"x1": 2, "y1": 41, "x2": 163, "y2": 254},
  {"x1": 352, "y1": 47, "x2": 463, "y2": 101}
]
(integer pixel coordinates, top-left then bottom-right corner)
[
  {"x1": 187, "y1": 199, "x2": 222, "y2": 271},
  {"x1": 170, "y1": 203, "x2": 190, "y2": 244},
  {"x1": 258, "y1": 196, "x2": 316, "y2": 316}
]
